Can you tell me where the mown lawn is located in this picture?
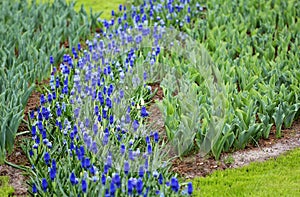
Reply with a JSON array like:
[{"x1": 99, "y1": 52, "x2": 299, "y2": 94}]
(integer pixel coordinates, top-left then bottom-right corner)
[
  {"x1": 192, "y1": 148, "x2": 300, "y2": 196},
  {"x1": 39, "y1": 0, "x2": 125, "y2": 19}
]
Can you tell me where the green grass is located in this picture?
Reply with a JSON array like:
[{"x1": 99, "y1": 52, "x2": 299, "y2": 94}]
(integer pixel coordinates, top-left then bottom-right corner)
[
  {"x1": 38, "y1": 0, "x2": 126, "y2": 19},
  {"x1": 73, "y1": 0, "x2": 126, "y2": 19},
  {"x1": 192, "y1": 148, "x2": 300, "y2": 196},
  {"x1": 0, "y1": 176, "x2": 14, "y2": 197}
]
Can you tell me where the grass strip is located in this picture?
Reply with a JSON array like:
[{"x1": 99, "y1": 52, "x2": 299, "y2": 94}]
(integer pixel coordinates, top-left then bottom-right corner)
[
  {"x1": 192, "y1": 148, "x2": 300, "y2": 196},
  {"x1": 0, "y1": 176, "x2": 14, "y2": 197}
]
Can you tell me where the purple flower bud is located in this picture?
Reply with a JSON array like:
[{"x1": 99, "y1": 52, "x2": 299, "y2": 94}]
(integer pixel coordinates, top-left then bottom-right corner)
[
  {"x1": 70, "y1": 172, "x2": 78, "y2": 185},
  {"x1": 147, "y1": 144, "x2": 152, "y2": 155},
  {"x1": 40, "y1": 94, "x2": 46, "y2": 105},
  {"x1": 44, "y1": 152, "x2": 50, "y2": 165},
  {"x1": 132, "y1": 120, "x2": 139, "y2": 131},
  {"x1": 42, "y1": 178, "x2": 48, "y2": 192},
  {"x1": 187, "y1": 182, "x2": 193, "y2": 195},
  {"x1": 30, "y1": 110, "x2": 35, "y2": 119},
  {"x1": 128, "y1": 179, "x2": 133, "y2": 195},
  {"x1": 109, "y1": 115, "x2": 114, "y2": 125},
  {"x1": 32, "y1": 183, "x2": 37, "y2": 194},
  {"x1": 50, "y1": 56, "x2": 54, "y2": 64},
  {"x1": 29, "y1": 150, "x2": 34, "y2": 157},
  {"x1": 82, "y1": 179, "x2": 87, "y2": 193},
  {"x1": 170, "y1": 177, "x2": 179, "y2": 192},
  {"x1": 31, "y1": 125, "x2": 36, "y2": 136},
  {"x1": 158, "y1": 174, "x2": 163, "y2": 185},
  {"x1": 139, "y1": 166, "x2": 144, "y2": 178},
  {"x1": 110, "y1": 181, "x2": 116, "y2": 196},
  {"x1": 101, "y1": 174, "x2": 106, "y2": 185},
  {"x1": 153, "y1": 132, "x2": 159, "y2": 143},
  {"x1": 124, "y1": 160, "x2": 130, "y2": 175},
  {"x1": 103, "y1": 133, "x2": 109, "y2": 145},
  {"x1": 120, "y1": 144, "x2": 126, "y2": 155},
  {"x1": 136, "y1": 178, "x2": 143, "y2": 195},
  {"x1": 50, "y1": 167, "x2": 56, "y2": 181},
  {"x1": 141, "y1": 106, "x2": 149, "y2": 118},
  {"x1": 113, "y1": 173, "x2": 121, "y2": 188}
]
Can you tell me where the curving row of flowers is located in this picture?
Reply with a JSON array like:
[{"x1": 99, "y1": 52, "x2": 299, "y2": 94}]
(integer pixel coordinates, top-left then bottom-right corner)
[{"x1": 25, "y1": 0, "x2": 204, "y2": 196}]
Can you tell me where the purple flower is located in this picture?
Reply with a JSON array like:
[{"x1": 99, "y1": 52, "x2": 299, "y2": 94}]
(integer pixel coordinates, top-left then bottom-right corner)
[
  {"x1": 187, "y1": 182, "x2": 193, "y2": 195},
  {"x1": 111, "y1": 10, "x2": 115, "y2": 16},
  {"x1": 119, "y1": 89, "x2": 124, "y2": 99},
  {"x1": 91, "y1": 141, "x2": 98, "y2": 154},
  {"x1": 103, "y1": 133, "x2": 109, "y2": 145},
  {"x1": 109, "y1": 115, "x2": 114, "y2": 125},
  {"x1": 30, "y1": 110, "x2": 35, "y2": 119},
  {"x1": 136, "y1": 178, "x2": 143, "y2": 195},
  {"x1": 42, "y1": 178, "x2": 48, "y2": 192},
  {"x1": 70, "y1": 172, "x2": 78, "y2": 185},
  {"x1": 124, "y1": 161, "x2": 130, "y2": 175},
  {"x1": 32, "y1": 183, "x2": 37, "y2": 194},
  {"x1": 132, "y1": 120, "x2": 139, "y2": 131},
  {"x1": 145, "y1": 136, "x2": 150, "y2": 144},
  {"x1": 89, "y1": 165, "x2": 96, "y2": 175},
  {"x1": 81, "y1": 157, "x2": 91, "y2": 169},
  {"x1": 31, "y1": 125, "x2": 36, "y2": 136},
  {"x1": 110, "y1": 181, "x2": 116, "y2": 196},
  {"x1": 147, "y1": 144, "x2": 152, "y2": 155},
  {"x1": 125, "y1": 113, "x2": 131, "y2": 123},
  {"x1": 38, "y1": 121, "x2": 44, "y2": 131},
  {"x1": 94, "y1": 105, "x2": 99, "y2": 115},
  {"x1": 50, "y1": 56, "x2": 54, "y2": 64},
  {"x1": 158, "y1": 174, "x2": 163, "y2": 185},
  {"x1": 128, "y1": 179, "x2": 133, "y2": 195},
  {"x1": 82, "y1": 179, "x2": 87, "y2": 193},
  {"x1": 129, "y1": 149, "x2": 134, "y2": 161},
  {"x1": 103, "y1": 108, "x2": 107, "y2": 119},
  {"x1": 119, "y1": 4, "x2": 122, "y2": 11},
  {"x1": 141, "y1": 106, "x2": 149, "y2": 118},
  {"x1": 143, "y1": 71, "x2": 147, "y2": 81},
  {"x1": 48, "y1": 94, "x2": 52, "y2": 102},
  {"x1": 113, "y1": 173, "x2": 121, "y2": 188},
  {"x1": 50, "y1": 167, "x2": 56, "y2": 181},
  {"x1": 106, "y1": 97, "x2": 112, "y2": 108},
  {"x1": 44, "y1": 152, "x2": 50, "y2": 165},
  {"x1": 170, "y1": 177, "x2": 179, "y2": 192},
  {"x1": 56, "y1": 106, "x2": 62, "y2": 117},
  {"x1": 120, "y1": 144, "x2": 126, "y2": 155},
  {"x1": 153, "y1": 132, "x2": 159, "y2": 143},
  {"x1": 101, "y1": 174, "x2": 106, "y2": 185},
  {"x1": 29, "y1": 150, "x2": 34, "y2": 157},
  {"x1": 52, "y1": 159, "x2": 56, "y2": 169},
  {"x1": 139, "y1": 166, "x2": 144, "y2": 178}
]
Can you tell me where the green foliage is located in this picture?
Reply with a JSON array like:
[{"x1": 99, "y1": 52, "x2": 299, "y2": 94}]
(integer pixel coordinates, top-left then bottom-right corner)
[
  {"x1": 0, "y1": 176, "x2": 14, "y2": 197},
  {"x1": 0, "y1": 0, "x2": 100, "y2": 163},
  {"x1": 156, "y1": 0, "x2": 300, "y2": 158},
  {"x1": 192, "y1": 148, "x2": 300, "y2": 196}
]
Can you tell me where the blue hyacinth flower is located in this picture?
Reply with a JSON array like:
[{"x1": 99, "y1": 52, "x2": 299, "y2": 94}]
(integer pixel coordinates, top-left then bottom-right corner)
[{"x1": 42, "y1": 178, "x2": 48, "y2": 192}]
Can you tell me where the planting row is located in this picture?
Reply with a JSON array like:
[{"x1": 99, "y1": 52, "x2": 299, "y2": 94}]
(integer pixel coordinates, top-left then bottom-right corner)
[
  {"x1": 25, "y1": 0, "x2": 201, "y2": 196},
  {"x1": 0, "y1": 0, "x2": 100, "y2": 163}
]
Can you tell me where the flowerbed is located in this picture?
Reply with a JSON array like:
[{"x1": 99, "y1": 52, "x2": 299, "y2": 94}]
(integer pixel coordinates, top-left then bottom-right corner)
[{"x1": 5, "y1": 0, "x2": 300, "y2": 196}]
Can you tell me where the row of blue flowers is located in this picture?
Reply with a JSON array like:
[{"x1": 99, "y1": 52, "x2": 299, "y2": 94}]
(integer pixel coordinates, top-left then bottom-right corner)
[{"x1": 26, "y1": 0, "x2": 204, "y2": 196}]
